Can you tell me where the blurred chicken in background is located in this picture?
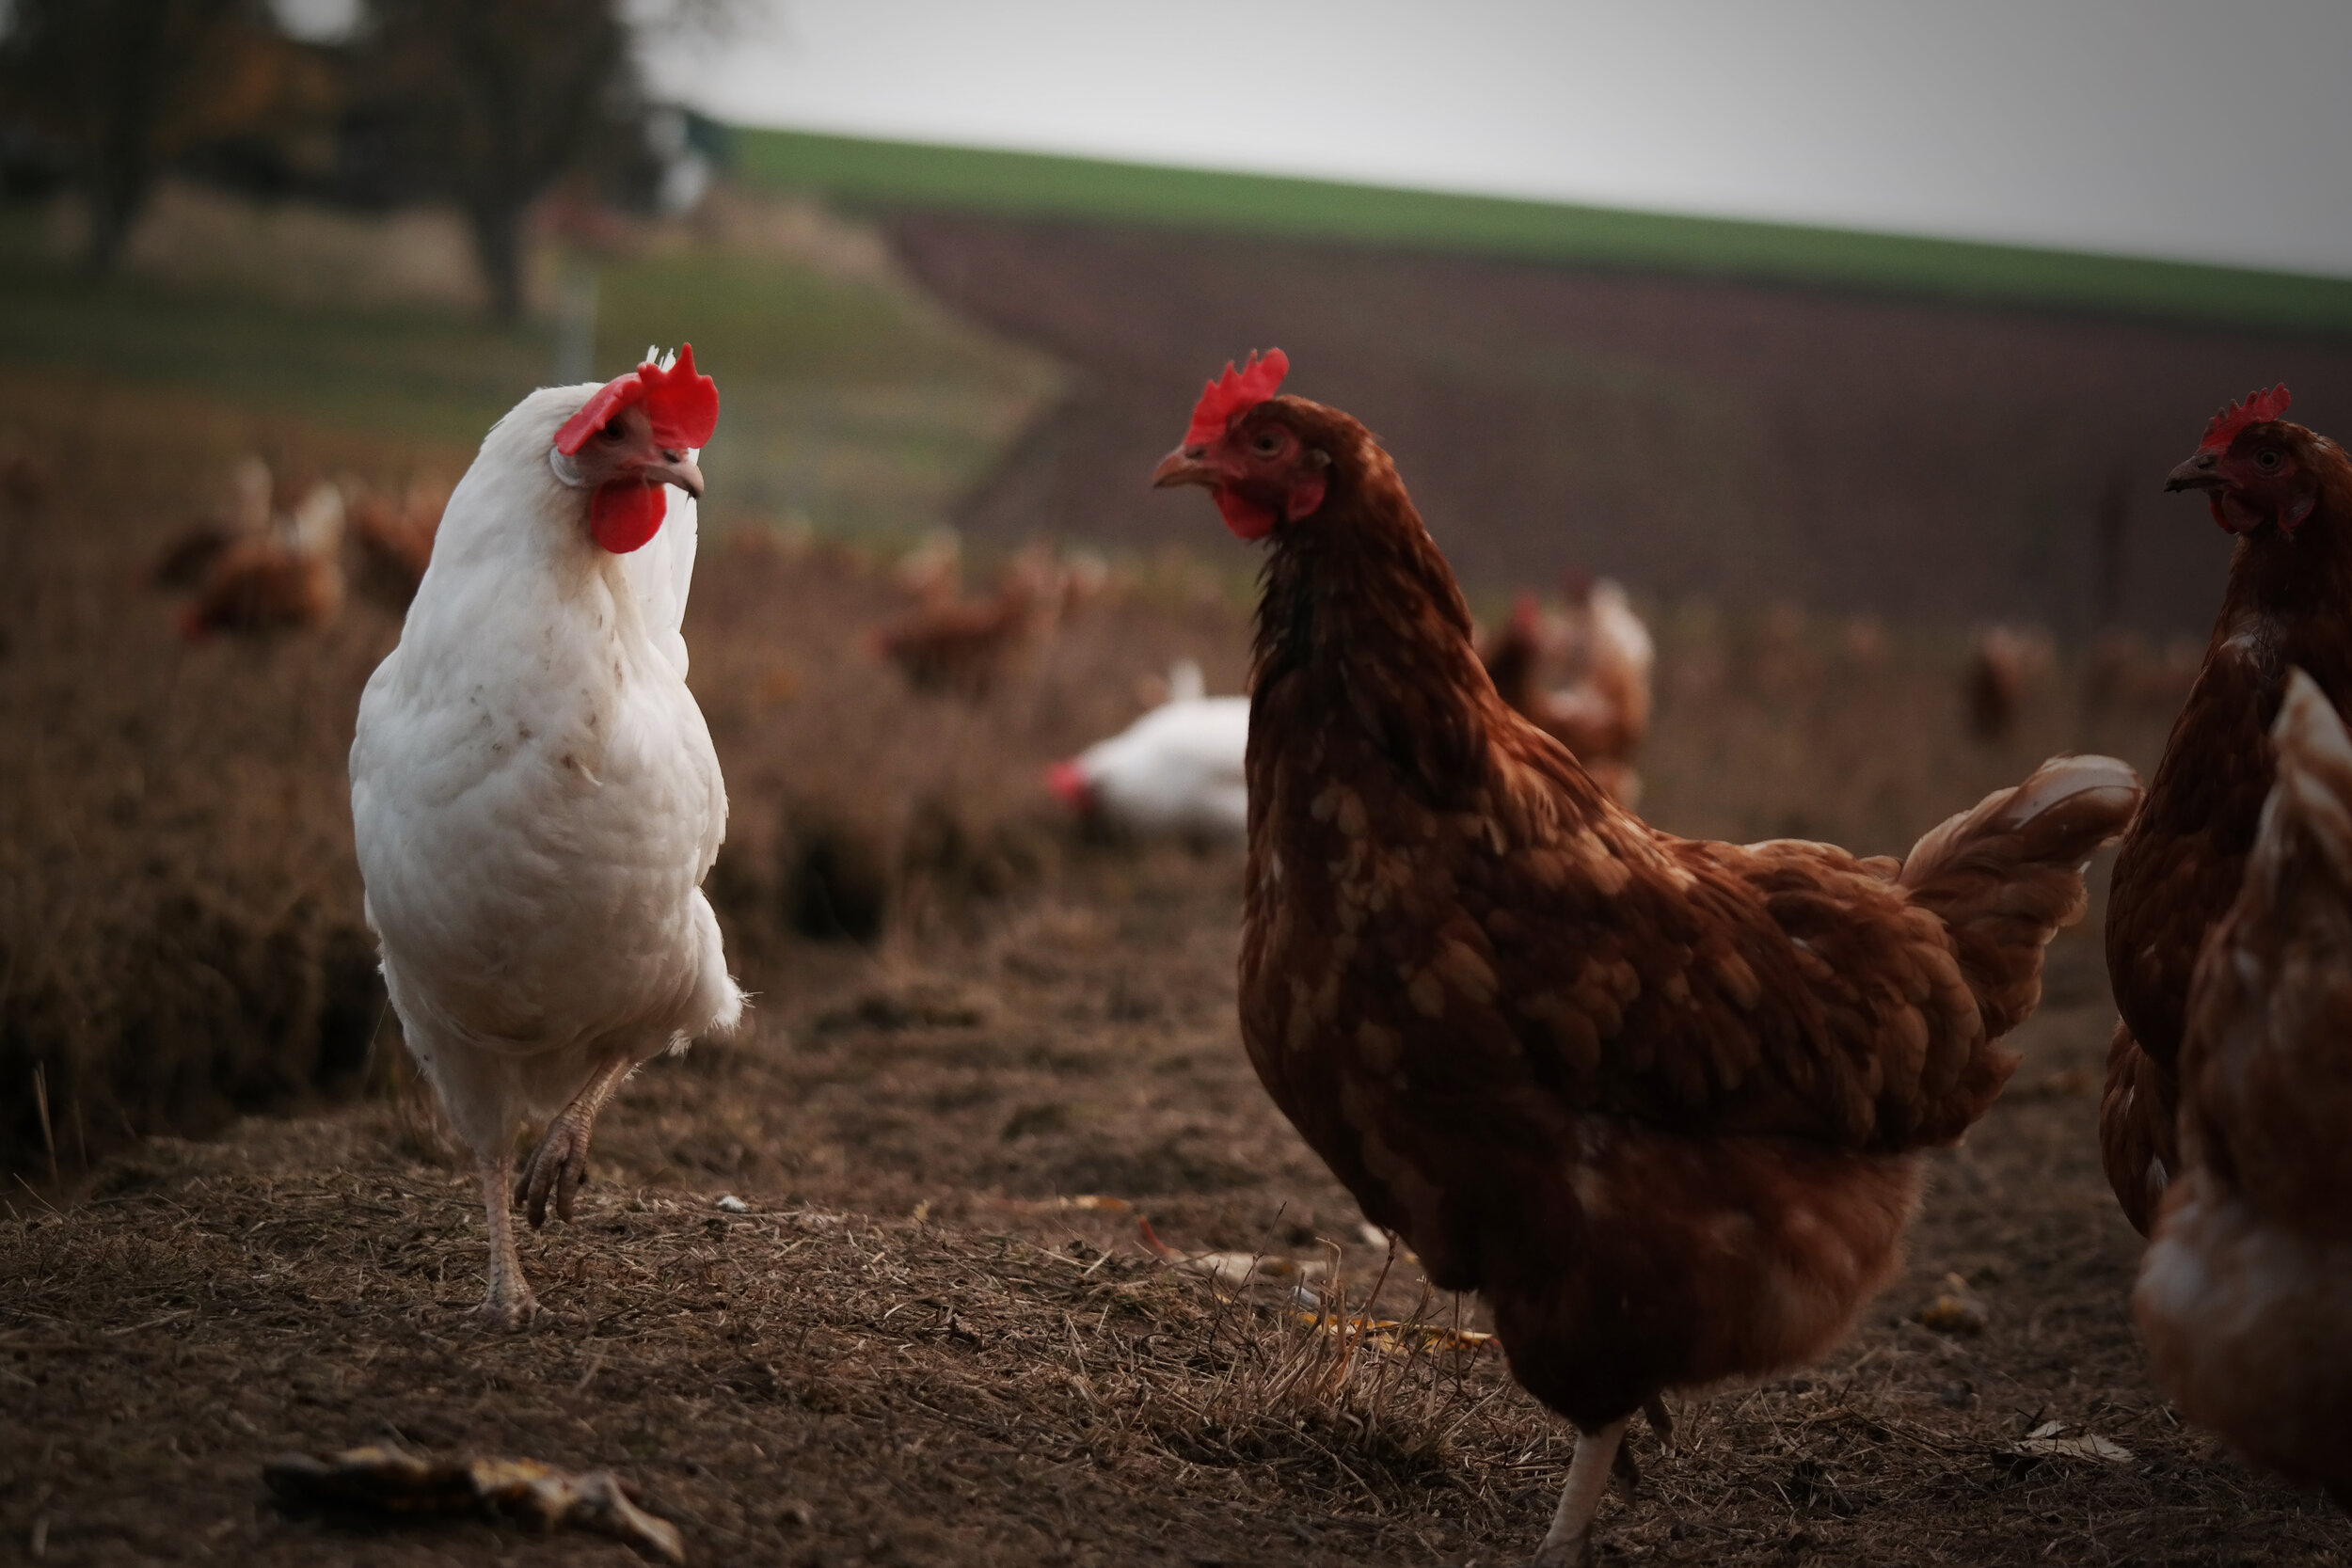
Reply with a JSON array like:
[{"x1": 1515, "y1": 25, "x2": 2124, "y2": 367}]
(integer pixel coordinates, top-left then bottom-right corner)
[
  {"x1": 869, "y1": 542, "x2": 1088, "y2": 699},
  {"x1": 1046, "y1": 659, "x2": 1248, "y2": 840},
  {"x1": 891, "y1": 526, "x2": 963, "y2": 610},
  {"x1": 1479, "y1": 575, "x2": 1654, "y2": 808},
  {"x1": 1962, "y1": 623, "x2": 2054, "y2": 743},
  {"x1": 175, "y1": 468, "x2": 347, "y2": 640},
  {"x1": 153, "y1": 453, "x2": 274, "y2": 590},
  {"x1": 349, "y1": 474, "x2": 450, "y2": 610}
]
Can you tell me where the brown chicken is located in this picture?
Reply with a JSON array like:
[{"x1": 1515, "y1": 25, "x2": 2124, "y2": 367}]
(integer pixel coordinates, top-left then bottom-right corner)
[
  {"x1": 178, "y1": 480, "x2": 346, "y2": 640},
  {"x1": 867, "y1": 554, "x2": 1050, "y2": 698},
  {"x1": 1152, "y1": 351, "x2": 2142, "y2": 1564},
  {"x1": 2136, "y1": 671, "x2": 2352, "y2": 1503},
  {"x1": 1962, "y1": 624, "x2": 2052, "y2": 743},
  {"x1": 2102, "y1": 386, "x2": 2352, "y2": 1235},
  {"x1": 154, "y1": 453, "x2": 275, "y2": 589},
  {"x1": 349, "y1": 476, "x2": 448, "y2": 609},
  {"x1": 1481, "y1": 587, "x2": 1651, "y2": 808}
]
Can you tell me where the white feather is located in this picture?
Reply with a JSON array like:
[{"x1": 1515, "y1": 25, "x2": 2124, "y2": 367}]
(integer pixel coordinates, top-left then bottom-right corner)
[
  {"x1": 349, "y1": 382, "x2": 739, "y2": 1155},
  {"x1": 1067, "y1": 678, "x2": 1249, "y2": 840}
]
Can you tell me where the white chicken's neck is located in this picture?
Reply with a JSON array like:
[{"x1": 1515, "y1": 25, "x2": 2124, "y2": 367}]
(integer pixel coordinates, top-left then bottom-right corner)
[{"x1": 401, "y1": 434, "x2": 665, "y2": 695}]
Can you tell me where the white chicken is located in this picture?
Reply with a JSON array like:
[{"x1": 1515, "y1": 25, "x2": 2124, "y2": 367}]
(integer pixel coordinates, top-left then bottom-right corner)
[
  {"x1": 2136, "y1": 668, "x2": 2352, "y2": 1501},
  {"x1": 1046, "y1": 660, "x2": 1249, "y2": 840},
  {"x1": 350, "y1": 346, "x2": 742, "y2": 1326}
]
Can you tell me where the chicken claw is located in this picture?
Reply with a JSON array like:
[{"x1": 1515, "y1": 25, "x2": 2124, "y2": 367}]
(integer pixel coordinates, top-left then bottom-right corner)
[
  {"x1": 516, "y1": 1107, "x2": 596, "y2": 1228},
  {"x1": 516, "y1": 1056, "x2": 636, "y2": 1228}
]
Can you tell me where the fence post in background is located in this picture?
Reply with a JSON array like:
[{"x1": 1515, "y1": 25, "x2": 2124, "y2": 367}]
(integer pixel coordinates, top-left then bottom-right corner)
[{"x1": 552, "y1": 258, "x2": 600, "y2": 387}]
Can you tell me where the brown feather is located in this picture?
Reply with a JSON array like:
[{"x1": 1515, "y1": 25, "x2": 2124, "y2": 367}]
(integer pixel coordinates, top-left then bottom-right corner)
[
  {"x1": 2103, "y1": 416, "x2": 2352, "y2": 1234},
  {"x1": 2136, "y1": 671, "x2": 2352, "y2": 1497},
  {"x1": 1221, "y1": 393, "x2": 2139, "y2": 1436}
]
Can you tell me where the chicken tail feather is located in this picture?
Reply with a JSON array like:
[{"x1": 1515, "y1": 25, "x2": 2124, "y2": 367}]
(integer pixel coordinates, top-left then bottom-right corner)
[{"x1": 1899, "y1": 752, "x2": 2143, "y2": 1039}]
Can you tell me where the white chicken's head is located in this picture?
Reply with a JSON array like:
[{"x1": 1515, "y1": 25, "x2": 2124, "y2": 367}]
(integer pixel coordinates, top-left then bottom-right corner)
[{"x1": 548, "y1": 344, "x2": 718, "y2": 553}]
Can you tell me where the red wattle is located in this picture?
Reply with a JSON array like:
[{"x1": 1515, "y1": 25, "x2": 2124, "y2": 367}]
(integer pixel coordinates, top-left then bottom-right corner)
[
  {"x1": 1215, "y1": 488, "x2": 1278, "y2": 541},
  {"x1": 1286, "y1": 474, "x2": 1327, "y2": 521},
  {"x1": 591, "y1": 483, "x2": 666, "y2": 552},
  {"x1": 2213, "y1": 492, "x2": 2265, "y2": 535}
]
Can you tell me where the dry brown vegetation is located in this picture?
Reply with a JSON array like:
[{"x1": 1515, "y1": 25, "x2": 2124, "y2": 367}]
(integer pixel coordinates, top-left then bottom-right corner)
[{"x1": 6, "y1": 377, "x2": 2351, "y2": 1564}]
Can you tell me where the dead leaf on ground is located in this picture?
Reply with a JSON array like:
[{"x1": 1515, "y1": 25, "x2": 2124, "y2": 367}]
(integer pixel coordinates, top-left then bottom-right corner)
[
  {"x1": 2005, "y1": 1422, "x2": 2135, "y2": 1465},
  {"x1": 263, "y1": 1446, "x2": 686, "y2": 1563}
]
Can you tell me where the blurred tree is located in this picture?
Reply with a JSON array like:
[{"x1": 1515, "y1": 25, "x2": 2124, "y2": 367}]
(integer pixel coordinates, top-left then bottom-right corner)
[
  {"x1": 361, "y1": 0, "x2": 629, "y2": 322},
  {"x1": 358, "y1": 0, "x2": 742, "y2": 322},
  {"x1": 0, "y1": 0, "x2": 300, "y2": 271}
]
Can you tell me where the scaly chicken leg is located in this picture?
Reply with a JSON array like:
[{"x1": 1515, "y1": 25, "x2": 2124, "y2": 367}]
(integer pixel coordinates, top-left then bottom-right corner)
[
  {"x1": 476, "y1": 1148, "x2": 537, "y2": 1328},
  {"x1": 516, "y1": 1054, "x2": 638, "y2": 1228},
  {"x1": 1534, "y1": 1418, "x2": 1629, "y2": 1567}
]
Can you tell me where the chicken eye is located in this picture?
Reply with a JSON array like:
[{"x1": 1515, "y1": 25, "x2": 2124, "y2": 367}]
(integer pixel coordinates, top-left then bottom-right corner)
[
  {"x1": 2255, "y1": 448, "x2": 2282, "y2": 471},
  {"x1": 600, "y1": 421, "x2": 626, "y2": 442},
  {"x1": 1250, "y1": 431, "x2": 1284, "y2": 456}
]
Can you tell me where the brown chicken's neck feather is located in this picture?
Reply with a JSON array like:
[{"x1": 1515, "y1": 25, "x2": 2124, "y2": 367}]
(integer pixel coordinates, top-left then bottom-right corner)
[{"x1": 1248, "y1": 411, "x2": 1526, "y2": 800}]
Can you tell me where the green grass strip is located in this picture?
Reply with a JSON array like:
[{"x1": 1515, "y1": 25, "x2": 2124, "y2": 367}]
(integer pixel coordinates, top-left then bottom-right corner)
[{"x1": 736, "y1": 125, "x2": 2352, "y2": 337}]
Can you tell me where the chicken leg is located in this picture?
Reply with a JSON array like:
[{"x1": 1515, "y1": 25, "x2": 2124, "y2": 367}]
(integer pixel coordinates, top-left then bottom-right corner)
[
  {"x1": 475, "y1": 1147, "x2": 538, "y2": 1329},
  {"x1": 1532, "y1": 1417, "x2": 1629, "y2": 1568},
  {"x1": 516, "y1": 1054, "x2": 638, "y2": 1228}
]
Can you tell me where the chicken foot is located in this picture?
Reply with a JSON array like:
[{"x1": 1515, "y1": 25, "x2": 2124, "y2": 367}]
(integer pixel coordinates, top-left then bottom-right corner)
[
  {"x1": 516, "y1": 1054, "x2": 637, "y2": 1228},
  {"x1": 1532, "y1": 1416, "x2": 1630, "y2": 1568},
  {"x1": 474, "y1": 1148, "x2": 539, "y2": 1329},
  {"x1": 1604, "y1": 1397, "x2": 1677, "y2": 1497}
]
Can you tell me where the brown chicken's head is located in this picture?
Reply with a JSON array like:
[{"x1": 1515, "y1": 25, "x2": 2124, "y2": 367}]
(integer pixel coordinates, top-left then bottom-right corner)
[
  {"x1": 550, "y1": 344, "x2": 717, "y2": 553},
  {"x1": 1151, "y1": 349, "x2": 1340, "y2": 540},
  {"x1": 2166, "y1": 384, "x2": 2324, "y2": 537}
]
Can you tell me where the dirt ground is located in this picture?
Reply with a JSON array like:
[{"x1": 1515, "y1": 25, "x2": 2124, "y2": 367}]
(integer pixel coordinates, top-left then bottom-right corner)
[
  {"x1": 886, "y1": 211, "x2": 2352, "y2": 639},
  {"x1": 9, "y1": 877, "x2": 2352, "y2": 1566},
  {"x1": 6, "y1": 377, "x2": 2351, "y2": 1565}
]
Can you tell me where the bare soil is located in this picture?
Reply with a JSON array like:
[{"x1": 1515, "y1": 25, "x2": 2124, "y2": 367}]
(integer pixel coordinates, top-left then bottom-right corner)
[
  {"x1": 887, "y1": 212, "x2": 2352, "y2": 639},
  {"x1": 6, "y1": 377, "x2": 2349, "y2": 1565}
]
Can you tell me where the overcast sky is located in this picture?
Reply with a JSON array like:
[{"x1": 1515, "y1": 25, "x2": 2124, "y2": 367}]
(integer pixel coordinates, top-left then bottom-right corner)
[{"x1": 278, "y1": 0, "x2": 2352, "y2": 277}]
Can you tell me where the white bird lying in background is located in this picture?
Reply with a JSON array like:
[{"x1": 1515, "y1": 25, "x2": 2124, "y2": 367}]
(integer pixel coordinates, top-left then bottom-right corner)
[
  {"x1": 1047, "y1": 659, "x2": 1248, "y2": 840},
  {"x1": 350, "y1": 346, "x2": 743, "y2": 1326}
]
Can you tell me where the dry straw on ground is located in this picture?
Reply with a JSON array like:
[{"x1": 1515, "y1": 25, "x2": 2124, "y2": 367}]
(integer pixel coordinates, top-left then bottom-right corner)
[{"x1": 6, "y1": 378, "x2": 2347, "y2": 1563}]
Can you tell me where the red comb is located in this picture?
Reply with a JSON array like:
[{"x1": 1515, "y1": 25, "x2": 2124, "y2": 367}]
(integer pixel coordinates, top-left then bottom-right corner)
[
  {"x1": 1184, "y1": 349, "x2": 1290, "y2": 448},
  {"x1": 1043, "y1": 758, "x2": 1092, "y2": 812},
  {"x1": 553, "y1": 343, "x2": 719, "y2": 456},
  {"x1": 2199, "y1": 384, "x2": 2292, "y2": 454}
]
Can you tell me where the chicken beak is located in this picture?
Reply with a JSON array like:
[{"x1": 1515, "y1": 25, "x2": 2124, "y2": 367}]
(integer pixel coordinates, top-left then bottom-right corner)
[
  {"x1": 642, "y1": 452, "x2": 706, "y2": 500},
  {"x1": 1152, "y1": 446, "x2": 1216, "y2": 490},
  {"x1": 2165, "y1": 453, "x2": 2222, "y2": 493}
]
